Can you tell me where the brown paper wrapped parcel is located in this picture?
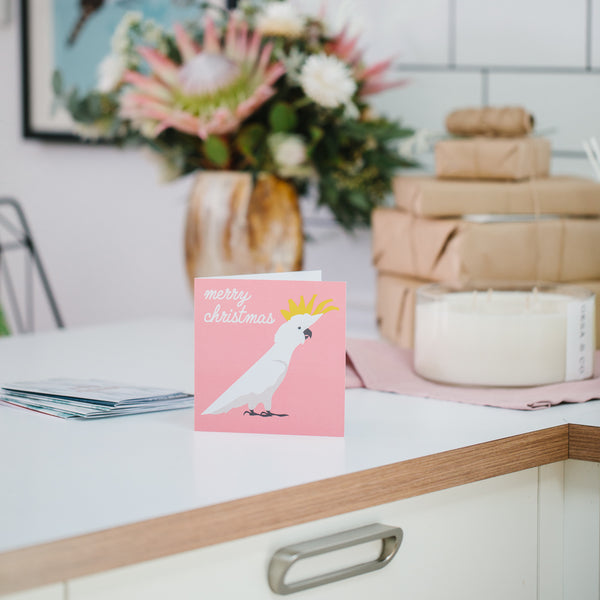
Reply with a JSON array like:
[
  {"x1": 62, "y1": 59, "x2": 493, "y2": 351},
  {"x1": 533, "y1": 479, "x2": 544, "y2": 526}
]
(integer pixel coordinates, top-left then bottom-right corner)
[
  {"x1": 376, "y1": 272, "x2": 600, "y2": 350},
  {"x1": 393, "y1": 176, "x2": 600, "y2": 217},
  {"x1": 434, "y1": 137, "x2": 551, "y2": 181},
  {"x1": 376, "y1": 273, "x2": 418, "y2": 349},
  {"x1": 372, "y1": 209, "x2": 600, "y2": 283},
  {"x1": 445, "y1": 106, "x2": 534, "y2": 137}
]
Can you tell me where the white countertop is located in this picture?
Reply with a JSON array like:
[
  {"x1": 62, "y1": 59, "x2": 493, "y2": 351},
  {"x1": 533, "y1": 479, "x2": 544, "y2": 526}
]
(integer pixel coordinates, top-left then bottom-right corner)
[{"x1": 1, "y1": 317, "x2": 599, "y2": 555}]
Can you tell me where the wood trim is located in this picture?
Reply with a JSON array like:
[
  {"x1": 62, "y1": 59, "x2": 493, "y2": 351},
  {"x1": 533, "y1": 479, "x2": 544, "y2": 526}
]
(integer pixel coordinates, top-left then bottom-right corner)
[
  {"x1": 569, "y1": 424, "x2": 600, "y2": 462},
  {"x1": 0, "y1": 425, "x2": 569, "y2": 595}
]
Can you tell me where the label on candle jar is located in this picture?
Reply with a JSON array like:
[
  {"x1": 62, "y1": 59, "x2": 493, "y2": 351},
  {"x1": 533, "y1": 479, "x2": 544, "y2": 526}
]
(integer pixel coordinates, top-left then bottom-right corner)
[{"x1": 565, "y1": 296, "x2": 595, "y2": 381}]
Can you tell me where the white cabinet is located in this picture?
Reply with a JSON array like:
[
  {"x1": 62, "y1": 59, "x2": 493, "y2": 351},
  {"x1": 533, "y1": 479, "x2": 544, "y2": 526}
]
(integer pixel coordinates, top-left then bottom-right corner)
[
  {"x1": 67, "y1": 468, "x2": 539, "y2": 600},
  {"x1": 563, "y1": 460, "x2": 600, "y2": 600},
  {"x1": 0, "y1": 585, "x2": 64, "y2": 600},
  {"x1": 5, "y1": 461, "x2": 598, "y2": 600}
]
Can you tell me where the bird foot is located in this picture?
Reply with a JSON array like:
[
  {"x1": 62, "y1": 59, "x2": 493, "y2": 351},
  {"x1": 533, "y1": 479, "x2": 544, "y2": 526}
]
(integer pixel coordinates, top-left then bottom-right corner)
[
  {"x1": 243, "y1": 409, "x2": 288, "y2": 417},
  {"x1": 259, "y1": 410, "x2": 288, "y2": 417}
]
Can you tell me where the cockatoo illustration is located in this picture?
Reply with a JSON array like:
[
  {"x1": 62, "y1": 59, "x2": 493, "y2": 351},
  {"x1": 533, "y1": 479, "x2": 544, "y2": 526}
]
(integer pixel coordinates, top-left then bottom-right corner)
[{"x1": 202, "y1": 295, "x2": 338, "y2": 417}]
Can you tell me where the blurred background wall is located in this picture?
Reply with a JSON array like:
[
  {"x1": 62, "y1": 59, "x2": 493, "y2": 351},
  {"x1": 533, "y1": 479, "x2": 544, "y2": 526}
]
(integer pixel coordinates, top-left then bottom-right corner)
[{"x1": 0, "y1": 0, "x2": 598, "y2": 330}]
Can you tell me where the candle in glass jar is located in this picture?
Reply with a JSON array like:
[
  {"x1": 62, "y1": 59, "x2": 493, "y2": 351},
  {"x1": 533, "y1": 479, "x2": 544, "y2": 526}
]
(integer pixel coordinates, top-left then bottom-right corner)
[{"x1": 414, "y1": 284, "x2": 595, "y2": 387}]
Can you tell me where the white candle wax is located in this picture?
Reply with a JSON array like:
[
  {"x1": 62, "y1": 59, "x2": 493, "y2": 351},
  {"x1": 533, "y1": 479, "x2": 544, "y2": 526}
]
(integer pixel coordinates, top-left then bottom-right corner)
[{"x1": 414, "y1": 288, "x2": 595, "y2": 387}]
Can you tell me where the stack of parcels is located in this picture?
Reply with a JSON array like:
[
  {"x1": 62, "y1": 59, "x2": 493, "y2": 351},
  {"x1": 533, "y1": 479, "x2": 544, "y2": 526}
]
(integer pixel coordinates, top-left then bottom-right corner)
[{"x1": 373, "y1": 107, "x2": 600, "y2": 348}]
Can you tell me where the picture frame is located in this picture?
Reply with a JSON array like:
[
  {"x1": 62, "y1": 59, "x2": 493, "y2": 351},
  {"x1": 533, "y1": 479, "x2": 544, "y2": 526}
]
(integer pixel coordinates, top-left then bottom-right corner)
[
  {"x1": 21, "y1": 0, "x2": 74, "y2": 140},
  {"x1": 20, "y1": 0, "x2": 205, "y2": 141}
]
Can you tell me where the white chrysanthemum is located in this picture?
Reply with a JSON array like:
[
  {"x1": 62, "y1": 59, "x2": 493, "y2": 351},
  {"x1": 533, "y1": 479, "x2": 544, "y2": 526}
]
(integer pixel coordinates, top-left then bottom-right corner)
[
  {"x1": 96, "y1": 53, "x2": 126, "y2": 93},
  {"x1": 111, "y1": 10, "x2": 143, "y2": 54},
  {"x1": 256, "y1": 2, "x2": 304, "y2": 38},
  {"x1": 299, "y1": 54, "x2": 357, "y2": 108},
  {"x1": 269, "y1": 133, "x2": 307, "y2": 168},
  {"x1": 141, "y1": 19, "x2": 160, "y2": 40}
]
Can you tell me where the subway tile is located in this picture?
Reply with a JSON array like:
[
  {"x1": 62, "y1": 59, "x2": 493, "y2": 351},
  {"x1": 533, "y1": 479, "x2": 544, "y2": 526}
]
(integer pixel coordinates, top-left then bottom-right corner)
[
  {"x1": 489, "y1": 73, "x2": 600, "y2": 152},
  {"x1": 372, "y1": 71, "x2": 482, "y2": 134},
  {"x1": 592, "y1": 0, "x2": 600, "y2": 67},
  {"x1": 551, "y1": 157, "x2": 600, "y2": 179},
  {"x1": 456, "y1": 0, "x2": 587, "y2": 67},
  {"x1": 362, "y1": 0, "x2": 449, "y2": 64}
]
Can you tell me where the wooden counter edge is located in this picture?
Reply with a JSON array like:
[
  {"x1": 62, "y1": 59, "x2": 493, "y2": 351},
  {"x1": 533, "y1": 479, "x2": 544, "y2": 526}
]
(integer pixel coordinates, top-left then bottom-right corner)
[
  {"x1": 0, "y1": 424, "x2": 572, "y2": 595},
  {"x1": 569, "y1": 423, "x2": 600, "y2": 462}
]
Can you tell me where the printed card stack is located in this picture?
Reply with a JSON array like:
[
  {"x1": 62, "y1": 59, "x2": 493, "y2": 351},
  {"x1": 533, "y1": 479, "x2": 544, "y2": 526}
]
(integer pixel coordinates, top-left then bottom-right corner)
[
  {"x1": 0, "y1": 379, "x2": 193, "y2": 419},
  {"x1": 373, "y1": 107, "x2": 600, "y2": 349}
]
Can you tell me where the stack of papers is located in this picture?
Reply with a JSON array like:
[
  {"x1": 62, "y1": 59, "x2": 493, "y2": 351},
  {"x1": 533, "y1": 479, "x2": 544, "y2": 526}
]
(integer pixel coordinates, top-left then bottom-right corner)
[{"x1": 0, "y1": 378, "x2": 193, "y2": 419}]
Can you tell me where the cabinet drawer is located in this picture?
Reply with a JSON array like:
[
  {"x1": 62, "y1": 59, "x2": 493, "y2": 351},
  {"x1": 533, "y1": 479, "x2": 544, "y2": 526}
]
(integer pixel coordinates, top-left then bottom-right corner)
[
  {"x1": 1, "y1": 584, "x2": 64, "y2": 600},
  {"x1": 68, "y1": 468, "x2": 538, "y2": 599}
]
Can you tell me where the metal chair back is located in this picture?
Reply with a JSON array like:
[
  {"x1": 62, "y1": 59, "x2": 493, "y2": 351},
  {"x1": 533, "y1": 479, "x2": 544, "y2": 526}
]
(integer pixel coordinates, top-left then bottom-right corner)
[{"x1": 0, "y1": 198, "x2": 64, "y2": 333}]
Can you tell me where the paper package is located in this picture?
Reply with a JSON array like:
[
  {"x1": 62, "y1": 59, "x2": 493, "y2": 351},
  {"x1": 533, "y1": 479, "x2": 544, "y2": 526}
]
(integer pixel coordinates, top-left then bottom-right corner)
[
  {"x1": 393, "y1": 176, "x2": 600, "y2": 217},
  {"x1": 372, "y1": 208, "x2": 600, "y2": 283},
  {"x1": 434, "y1": 137, "x2": 551, "y2": 181},
  {"x1": 376, "y1": 273, "x2": 418, "y2": 348},
  {"x1": 445, "y1": 106, "x2": 534, "y2": 137},
  {"x1": 376, "y1": 273, "x2": 600, "y2": 349}
]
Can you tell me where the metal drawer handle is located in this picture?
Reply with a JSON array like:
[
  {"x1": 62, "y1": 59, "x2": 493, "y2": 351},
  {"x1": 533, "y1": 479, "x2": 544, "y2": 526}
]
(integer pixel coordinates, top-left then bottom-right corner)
[{"x1": 267, "y1": 523, "x2": 403, "y2": 595}]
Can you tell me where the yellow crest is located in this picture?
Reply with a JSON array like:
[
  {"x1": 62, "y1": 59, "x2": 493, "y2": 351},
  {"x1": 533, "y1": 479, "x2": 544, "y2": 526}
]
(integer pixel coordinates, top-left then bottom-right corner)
[{"x1": 281, "y1": 295, "x2": 339, "y2": 321}]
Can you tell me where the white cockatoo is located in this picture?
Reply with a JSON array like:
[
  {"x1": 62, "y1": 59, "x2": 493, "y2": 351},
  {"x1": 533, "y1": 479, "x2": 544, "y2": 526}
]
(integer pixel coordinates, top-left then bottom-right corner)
[{"x1": 202, "y1": 295, "x2": 338, "y2": 417}]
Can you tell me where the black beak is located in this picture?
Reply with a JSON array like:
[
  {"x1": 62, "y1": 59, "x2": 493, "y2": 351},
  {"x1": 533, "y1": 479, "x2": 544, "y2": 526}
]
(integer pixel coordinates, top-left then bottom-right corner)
[{"x1": 303, "y1": 328, "x2": 312, "y2": 340}]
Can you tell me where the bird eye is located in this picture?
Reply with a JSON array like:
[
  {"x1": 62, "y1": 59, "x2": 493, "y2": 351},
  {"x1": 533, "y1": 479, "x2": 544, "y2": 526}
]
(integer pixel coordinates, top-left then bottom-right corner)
[{"x1": 298, "y1": 326, "x2": 301, "y2": 329}]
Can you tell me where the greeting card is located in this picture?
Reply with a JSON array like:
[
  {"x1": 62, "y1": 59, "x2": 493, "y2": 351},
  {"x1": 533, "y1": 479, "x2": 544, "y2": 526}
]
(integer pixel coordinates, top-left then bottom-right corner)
[{"x1": 194, "y1": 274, "x2": 346, "y2": 436}]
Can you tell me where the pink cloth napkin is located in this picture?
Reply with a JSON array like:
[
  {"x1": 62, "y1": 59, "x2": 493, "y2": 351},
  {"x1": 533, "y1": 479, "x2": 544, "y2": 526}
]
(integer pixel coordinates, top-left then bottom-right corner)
[{"x1": 345, "y1": 338, "x2": 600, "y2": 410}]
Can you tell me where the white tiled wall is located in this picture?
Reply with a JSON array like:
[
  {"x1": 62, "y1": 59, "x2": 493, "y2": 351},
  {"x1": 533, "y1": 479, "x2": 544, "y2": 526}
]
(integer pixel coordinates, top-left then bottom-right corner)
[
  {"x1": 373, "y1": 71, "x2": 482, "y2": 133},
  {"x1": 455, "y1": 0, "x2": 587, "y2": 67},
  {"x1": 489, "y1": 73, "x2": 600, "y2": 152},
  {"x1": 358, "y1": 0, "x2": 450, "y2": 64}
]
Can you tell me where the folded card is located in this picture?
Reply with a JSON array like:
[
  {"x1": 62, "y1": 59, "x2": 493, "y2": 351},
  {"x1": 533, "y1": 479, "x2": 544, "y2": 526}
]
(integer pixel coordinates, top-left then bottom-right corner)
[{"x1": 194, "y1": 274, "x2": 346, "y2": 436}]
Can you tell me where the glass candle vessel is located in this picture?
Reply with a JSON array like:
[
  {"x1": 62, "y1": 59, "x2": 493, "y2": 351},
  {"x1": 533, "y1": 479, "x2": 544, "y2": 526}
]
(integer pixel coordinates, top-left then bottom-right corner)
[{"x1": 414, "y1": 283, "x2": 596, "y2": 387}]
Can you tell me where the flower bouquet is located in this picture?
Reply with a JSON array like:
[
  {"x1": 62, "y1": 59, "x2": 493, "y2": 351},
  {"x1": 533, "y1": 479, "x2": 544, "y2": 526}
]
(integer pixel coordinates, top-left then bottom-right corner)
[{"x1": 54, "y1": 0, "x2": 415, "y2": 232}]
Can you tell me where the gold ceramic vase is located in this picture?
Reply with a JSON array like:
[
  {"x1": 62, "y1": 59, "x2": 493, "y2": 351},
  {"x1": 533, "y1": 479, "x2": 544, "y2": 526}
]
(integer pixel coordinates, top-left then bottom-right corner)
[{"x1": 184, "y1": 171, "x2": 303, "y2": 286}]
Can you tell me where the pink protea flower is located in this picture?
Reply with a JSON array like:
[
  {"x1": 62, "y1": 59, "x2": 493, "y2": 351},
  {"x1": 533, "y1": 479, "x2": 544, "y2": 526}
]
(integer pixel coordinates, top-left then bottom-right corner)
[
  {"x1": 326, "y1": 27, "x2": 405, "y2": 97},
  {"x1": 119, "y1": 17, "x2": 285, "y2": 139}
]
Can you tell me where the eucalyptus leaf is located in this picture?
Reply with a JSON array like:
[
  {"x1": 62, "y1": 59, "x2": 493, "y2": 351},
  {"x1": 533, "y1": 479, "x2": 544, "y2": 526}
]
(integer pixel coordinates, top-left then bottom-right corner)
[
  {"x1": 86, "y1": 94, "x2": 104, "y2": 117},
  {"x1": 348, "y1": 191, "x2": 371, "y2": 211},
  {"x1": 204, "y1": 135, "x2": 229, "y2": 167},
  {"x1": 236, "y1": 123, "x2": 266, "y2": 163},
  {"x1": 269, "y1": 102, "x2": 297, "y2": 133}
]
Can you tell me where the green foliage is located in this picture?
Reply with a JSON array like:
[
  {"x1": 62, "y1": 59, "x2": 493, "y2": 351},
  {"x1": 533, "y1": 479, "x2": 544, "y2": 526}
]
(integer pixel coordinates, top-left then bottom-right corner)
[
  {"x1": 268, "y1": 102, "x2": 297, "y2": 132},
  {"x1": 235, "y1": 123, "x2": 267, "y2": 165},
  {"x1": 0, "y1": 304, "x2": 10, "y2": 337},
  {"x1": 203, "y1": 136, "x2": 230, "y2": 167}
]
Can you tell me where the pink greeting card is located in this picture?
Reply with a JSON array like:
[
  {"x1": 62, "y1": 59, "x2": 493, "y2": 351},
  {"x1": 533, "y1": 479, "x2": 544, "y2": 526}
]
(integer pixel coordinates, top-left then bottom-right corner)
[{"x1": 194, "y1": 276, "x2": 346, "y2": 436}]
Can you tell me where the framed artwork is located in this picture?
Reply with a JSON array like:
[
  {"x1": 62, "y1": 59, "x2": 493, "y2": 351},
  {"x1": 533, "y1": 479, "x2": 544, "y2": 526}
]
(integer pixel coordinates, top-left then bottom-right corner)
[{"x1": 20, "y1": 0, "x2": 204, "y2": 140}]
